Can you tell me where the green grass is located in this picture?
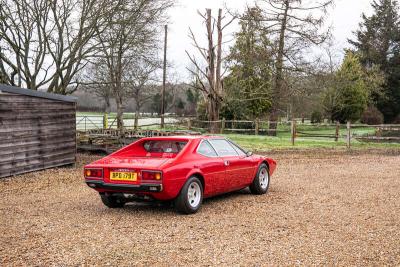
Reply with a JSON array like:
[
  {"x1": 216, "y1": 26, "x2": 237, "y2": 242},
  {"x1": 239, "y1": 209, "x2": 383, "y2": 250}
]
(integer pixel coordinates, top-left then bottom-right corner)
[
  {"x1": 76, "y1": 112, "x2": 400, "y2": 151},
  {"x1": 159, "y1": 124, "x2": 399, "y2": 150},
  {"x1": 223, "y1": 134, "x2": 400, "y2": 151},
  {"x1": 134, "y1": 125, "x2": 400, "y2": 151}
]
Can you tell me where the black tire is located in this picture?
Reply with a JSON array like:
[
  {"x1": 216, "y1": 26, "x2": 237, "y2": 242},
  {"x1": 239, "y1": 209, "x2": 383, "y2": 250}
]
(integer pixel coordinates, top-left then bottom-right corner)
[
  {"x1": 100, "y1": 193, "x2": 125, "y2": 208},
  {"x1": 174, "y1": 176, "x2": 203, "y2": 214},
  {"x1": 249, "y1": 163, "x2": 270, "y2": 195}
]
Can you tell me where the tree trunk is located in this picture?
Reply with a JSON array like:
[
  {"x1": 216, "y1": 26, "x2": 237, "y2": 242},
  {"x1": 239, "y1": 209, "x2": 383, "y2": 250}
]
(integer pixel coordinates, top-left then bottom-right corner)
[
  {"x1": 208, "y1": 96, "x2": 220, "y2": 133},
  {"x1": 188, "y1": 8, "x2": 227, "y2": 133},
  {"x1": 104, "y1": 96, "x2": 111, "y2": 114},
  {"x1": 134, "y1": 109, "x2": 139, "y2": 130},
  {"x1": 116, "y1": 97, "x2": 124, "y2": 137},
  {"x1": 268, "y1": 110, "x2": 279, "y2": 136},
  {"x1": 268, "y1": 0, "x2": 289, "y2": 136}
]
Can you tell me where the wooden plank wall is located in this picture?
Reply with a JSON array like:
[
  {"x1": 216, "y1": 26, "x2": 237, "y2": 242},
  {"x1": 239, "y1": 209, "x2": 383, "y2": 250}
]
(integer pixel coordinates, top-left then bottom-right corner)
[{"x1": 0, "y1": 92, "x2": 76, "y2": 178}]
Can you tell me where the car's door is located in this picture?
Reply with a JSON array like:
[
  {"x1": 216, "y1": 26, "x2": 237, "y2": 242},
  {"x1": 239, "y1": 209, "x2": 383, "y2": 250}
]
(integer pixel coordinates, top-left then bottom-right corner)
[
  {"x1": 196, "y1": 140, "x2": 226, "y2": 196},
  {"x1": 208, "y1": 139, "x2": 250, "y2": 191},
  {"x1": 228, "y1": 141, "x2": 258, "y2": 186}
]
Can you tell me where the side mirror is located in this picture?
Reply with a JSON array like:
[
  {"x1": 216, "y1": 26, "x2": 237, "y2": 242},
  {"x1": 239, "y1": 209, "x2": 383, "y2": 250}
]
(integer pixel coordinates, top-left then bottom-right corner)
[{"x1": 246, "y1": 151, "x2": 253, "y2": 157}]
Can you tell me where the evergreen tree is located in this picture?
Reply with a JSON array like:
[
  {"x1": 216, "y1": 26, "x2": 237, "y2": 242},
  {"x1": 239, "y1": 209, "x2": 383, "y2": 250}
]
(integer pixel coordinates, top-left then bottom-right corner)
[
  {"x1": 349, "y1": 0, "x2": 400, "y2": 122},
  {"x1": 224, "y1": 7, "x2": 273, "y2": 120},
  {"x1": 151, "y1": 93, "x2": 162, "y2": 115},
  {"x1": 175, "y1": 97, "x2": 185, "y2": 115},
  {"x1": 151, "y1": 92, "x2": 174, "y2": 115},
  {"x1": 323, "y1": 52, "x2": 370, "y2": 123},
  {"x1": 185, "y1": 88, "x2": 200, "y2": 115}
]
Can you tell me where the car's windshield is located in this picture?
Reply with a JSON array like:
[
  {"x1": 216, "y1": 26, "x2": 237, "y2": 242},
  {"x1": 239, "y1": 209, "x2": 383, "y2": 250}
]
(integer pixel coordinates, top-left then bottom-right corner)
[{"x1": 143, "y1": 140, "x2": 187, "y2": 153}]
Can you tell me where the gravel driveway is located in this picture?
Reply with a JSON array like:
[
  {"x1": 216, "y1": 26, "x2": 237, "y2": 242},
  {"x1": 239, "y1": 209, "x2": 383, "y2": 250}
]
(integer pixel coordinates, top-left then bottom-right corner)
[{"x1": 1, "y1": 151, "x2": 400, "y2": 266}]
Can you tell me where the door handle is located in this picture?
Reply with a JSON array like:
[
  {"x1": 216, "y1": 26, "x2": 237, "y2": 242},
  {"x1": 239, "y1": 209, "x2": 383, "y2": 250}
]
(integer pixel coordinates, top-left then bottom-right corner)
[{"x1": 224, "y1": 160, "x2": 230, "y2": 166}]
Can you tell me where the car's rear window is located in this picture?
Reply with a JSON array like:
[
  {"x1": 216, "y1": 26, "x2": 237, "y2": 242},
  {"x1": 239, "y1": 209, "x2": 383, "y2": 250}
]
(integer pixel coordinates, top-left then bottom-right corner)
[{"x1": 143, "y1": 140, "x2": 187, "y2": 153}]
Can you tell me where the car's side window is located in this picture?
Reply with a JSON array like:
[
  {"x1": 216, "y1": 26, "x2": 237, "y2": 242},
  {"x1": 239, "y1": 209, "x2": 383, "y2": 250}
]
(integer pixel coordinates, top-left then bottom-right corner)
[
  {"x1": 209, "y1": 139, "x2": 239, "y2": 157},
  {"x1": 197, "y1": 140, "x2": 218, "y2": 157},
  {"x1": 228, "y1": 141, "x2": 246, "y2": 156}
]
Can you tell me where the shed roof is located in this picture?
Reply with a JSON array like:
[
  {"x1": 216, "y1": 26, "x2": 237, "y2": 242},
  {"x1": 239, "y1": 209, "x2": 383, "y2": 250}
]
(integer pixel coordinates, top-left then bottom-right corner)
[{"x1": 0, "y1": 84, "x2": 77, "y2": 103}]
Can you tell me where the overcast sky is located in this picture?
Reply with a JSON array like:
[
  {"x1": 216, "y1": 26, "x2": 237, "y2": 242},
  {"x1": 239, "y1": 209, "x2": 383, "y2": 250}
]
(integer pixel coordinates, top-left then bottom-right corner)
[{"x1": 166, "y1": 0, "x2": 374, "y2": 81}]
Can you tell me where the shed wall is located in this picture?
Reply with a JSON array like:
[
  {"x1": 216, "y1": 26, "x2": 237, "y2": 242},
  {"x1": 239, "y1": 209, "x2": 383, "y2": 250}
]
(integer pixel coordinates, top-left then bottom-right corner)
[{"x1": 0, "y1": 92, "x2": 76, "y2": 178}]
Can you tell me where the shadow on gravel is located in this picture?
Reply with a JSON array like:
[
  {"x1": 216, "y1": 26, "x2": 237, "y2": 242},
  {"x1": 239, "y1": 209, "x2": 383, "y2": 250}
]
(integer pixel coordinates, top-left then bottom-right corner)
[
  {"x1": 92, "y1": 187, "x2": 284, "y2": 215},
  {"x1": 121, "y1": 201, "x2": 175, "y2": 214},
  {"x1": 202, "y1": 188, "x2": 250, "y2": 205},
  {"x1": 96, "y1": 189, "x2": 255, "y2": 214}
]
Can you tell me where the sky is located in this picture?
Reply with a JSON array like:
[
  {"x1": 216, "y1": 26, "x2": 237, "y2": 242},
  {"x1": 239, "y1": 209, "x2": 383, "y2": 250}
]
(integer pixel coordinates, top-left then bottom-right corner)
[{"x1": 166, "y1": 0, "x2": 374, "y2": 81}]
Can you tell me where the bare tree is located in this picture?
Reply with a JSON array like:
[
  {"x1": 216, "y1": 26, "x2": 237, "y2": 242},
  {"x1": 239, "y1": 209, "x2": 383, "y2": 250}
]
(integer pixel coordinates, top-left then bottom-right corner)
[
  {"x1": 80, "y1": 60, "x2": 113, "y2": 113},
  {"x1": 0, "y1": 0, "x2": 108, "y2": 94},
  {"x1": 93, "y1": 0, "x2": 172, "y2": 134},
  {"x1": 186, "y1": 9, "x2": 235, "y2": 133},
  {"x1": 125, "y1": 59, "x2": 159, "y2": 129},
  {"x1": 253, "y1": 0, "x2": 333, "y2": 135}
]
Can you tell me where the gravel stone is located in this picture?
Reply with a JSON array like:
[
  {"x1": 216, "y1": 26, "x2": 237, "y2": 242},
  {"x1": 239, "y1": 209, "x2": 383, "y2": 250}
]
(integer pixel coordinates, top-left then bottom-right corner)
[{"x1": 1, "y1": 151, "x2": 399, "y2": 266}]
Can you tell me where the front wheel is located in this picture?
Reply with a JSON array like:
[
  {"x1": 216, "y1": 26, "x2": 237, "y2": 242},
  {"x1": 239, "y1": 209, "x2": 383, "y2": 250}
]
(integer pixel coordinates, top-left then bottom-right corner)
[
  {"x1": 249, "y1": 163, "x2": 270, "y2": 195},
  {"x1": 174, "y1": 176, "x2": 203, "y2": 214},
  {"x1": 100, "y1": 193, "x2": 125, "y2": 208}
]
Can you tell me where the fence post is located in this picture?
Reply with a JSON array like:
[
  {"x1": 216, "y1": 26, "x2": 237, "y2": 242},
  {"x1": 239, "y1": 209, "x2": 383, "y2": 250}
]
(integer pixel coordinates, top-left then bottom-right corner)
[
  {"x1": 255, "y1": 118, "x2": 259, "y2": 135},
  {"x1": 160, "y1": 114, "x2": 164, "y2": 129},
  {"x1": 347, "y1": 121, "x2": 351, "y2": 149},
  {"x1": 187, "y1": 118, "x2": 192, "y2": 130},
  {"x1": 335, "y1": 121, "x2": 340, "y2": 142},
  {"x1": 103, "y1": 113, "x2": 108, "y2": 130},
  {"x1": 221, "y1": 118, "x2": 225, "y2": 134},
  {"x1": 291, "y1": 120, "x2": 296, "y2": 146},
  {"x1": 376, "y1": 126, "x2": 382, "y2": 137}
]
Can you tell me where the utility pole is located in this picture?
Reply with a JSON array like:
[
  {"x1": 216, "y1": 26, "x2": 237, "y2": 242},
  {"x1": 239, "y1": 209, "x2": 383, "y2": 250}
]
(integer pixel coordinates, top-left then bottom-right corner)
[{"x1": 161, "y1": 25, "x2": 168, "y2": 129}]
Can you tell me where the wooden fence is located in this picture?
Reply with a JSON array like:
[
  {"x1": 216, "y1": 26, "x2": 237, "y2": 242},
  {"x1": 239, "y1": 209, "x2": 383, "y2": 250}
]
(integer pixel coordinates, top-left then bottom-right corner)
[
  {"x1": 76, "y1": 114, "x2": 400, "y2": 148},
  {"x1": 76, "y1": 115, "x2": 186, "y2": 131}
]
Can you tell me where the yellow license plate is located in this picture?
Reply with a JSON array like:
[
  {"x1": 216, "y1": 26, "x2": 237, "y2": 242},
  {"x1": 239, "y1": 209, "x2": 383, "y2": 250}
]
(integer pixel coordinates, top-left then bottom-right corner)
[{"x1": 110, "y1": 172, "x2": 137, "y2": 181}]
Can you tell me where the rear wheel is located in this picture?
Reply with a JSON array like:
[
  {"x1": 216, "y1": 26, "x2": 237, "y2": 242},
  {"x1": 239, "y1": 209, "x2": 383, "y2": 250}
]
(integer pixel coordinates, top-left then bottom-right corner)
[
  {"x1": 250, "y1": 163, "x2": 270, "y2": 195},
  {"x1": 100, "y1": 193, "x2": 125, "y2": 208},
  {"x1": 174, "y1": 176, "x2": 203, "y2": 214}
]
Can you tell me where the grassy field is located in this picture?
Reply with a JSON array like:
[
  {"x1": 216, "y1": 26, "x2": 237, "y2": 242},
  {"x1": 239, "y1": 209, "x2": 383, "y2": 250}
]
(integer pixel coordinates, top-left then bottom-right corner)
[
  {"x1": 77, "y1": 112, "x2": 400, "y2": 150},
  {"x1": 138, "y1": 125, "x2": 400, "y2": 150},
  {"x1": 225, "y1": 134, "x2": 400, "y2": 151}
]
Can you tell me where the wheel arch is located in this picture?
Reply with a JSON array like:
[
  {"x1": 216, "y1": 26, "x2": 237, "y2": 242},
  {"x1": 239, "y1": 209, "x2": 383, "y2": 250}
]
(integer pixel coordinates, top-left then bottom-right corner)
[
  {"x1": 262, "y1": 157, "x2": 277, "y2": 175},
  {"x1": 251, "y1": 160, "x2": 270, "y2": 180},
  {"x1": 261, "y1": 160, "x2": 270, "y2": 171},
  {"x1": 189, "y1": 172, "x2": 205, "y2": 189}
]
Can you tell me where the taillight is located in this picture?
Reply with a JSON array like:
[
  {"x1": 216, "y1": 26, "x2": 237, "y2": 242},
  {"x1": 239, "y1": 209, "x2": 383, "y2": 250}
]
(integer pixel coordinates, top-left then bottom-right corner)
[
  {"x1": 141, "y1": 171, "x2": 162, "y2": 181},
  {"x1": 84, "y1": 168, "x2": 103, "y2": 179}
]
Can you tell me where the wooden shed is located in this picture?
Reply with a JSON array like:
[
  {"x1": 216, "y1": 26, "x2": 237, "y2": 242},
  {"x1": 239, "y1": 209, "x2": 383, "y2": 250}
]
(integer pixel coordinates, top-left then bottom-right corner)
[{"x1": 0, "y1": 84, "x2": 77, "y2": 178}]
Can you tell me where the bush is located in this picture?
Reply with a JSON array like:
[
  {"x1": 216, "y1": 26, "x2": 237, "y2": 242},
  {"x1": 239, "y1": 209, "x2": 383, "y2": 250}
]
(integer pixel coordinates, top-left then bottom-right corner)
[
  {"x1": 311, "y1": 111, "x2": 323, "y2": 124},
  {"x1": 361, "y1": 106, "x2": 384, "y2": 125}
]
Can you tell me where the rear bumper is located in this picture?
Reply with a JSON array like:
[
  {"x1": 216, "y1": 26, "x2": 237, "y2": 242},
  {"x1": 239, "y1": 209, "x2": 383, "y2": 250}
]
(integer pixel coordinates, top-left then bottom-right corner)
[{"x1": 85, "y1": 180, "x2": 163, "y2": 192}]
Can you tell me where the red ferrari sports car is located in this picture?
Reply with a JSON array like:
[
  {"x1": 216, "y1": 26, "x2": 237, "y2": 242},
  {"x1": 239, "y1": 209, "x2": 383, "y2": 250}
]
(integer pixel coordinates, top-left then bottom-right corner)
[{"x1": 84, "y1": 135, "x2": 277, "y2": 214}]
